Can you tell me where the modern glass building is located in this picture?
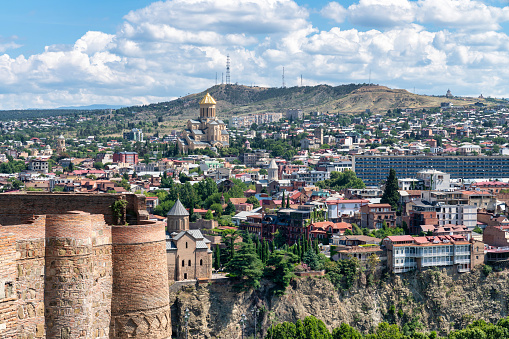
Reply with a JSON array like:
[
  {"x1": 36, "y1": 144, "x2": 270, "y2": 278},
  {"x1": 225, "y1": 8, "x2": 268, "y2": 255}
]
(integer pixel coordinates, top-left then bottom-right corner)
[{"x1": 353, "y1": 155, "x2": 509, "y2": 186}]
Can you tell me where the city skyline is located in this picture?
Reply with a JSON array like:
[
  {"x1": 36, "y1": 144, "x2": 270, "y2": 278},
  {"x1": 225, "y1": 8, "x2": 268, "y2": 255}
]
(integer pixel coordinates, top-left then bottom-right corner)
[{"x1": 1, "y1": 0, "x2": 509, "y2": 109}]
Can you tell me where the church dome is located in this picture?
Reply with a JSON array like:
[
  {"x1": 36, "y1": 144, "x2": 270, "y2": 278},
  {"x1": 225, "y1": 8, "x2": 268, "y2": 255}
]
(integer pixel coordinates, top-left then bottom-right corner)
[{"x1": 199, "y1": 93, "x2": 216, "y2": 105}]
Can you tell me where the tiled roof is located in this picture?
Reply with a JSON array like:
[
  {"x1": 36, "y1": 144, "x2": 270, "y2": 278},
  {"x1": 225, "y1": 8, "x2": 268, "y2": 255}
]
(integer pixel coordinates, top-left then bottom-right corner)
[{"x1": 167, "y1": 199, "x2": 189, "y2": 216}]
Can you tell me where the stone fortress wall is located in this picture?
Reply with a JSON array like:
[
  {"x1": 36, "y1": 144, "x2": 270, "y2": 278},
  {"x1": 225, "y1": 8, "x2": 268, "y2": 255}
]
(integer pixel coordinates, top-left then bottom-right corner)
[{"x1": 0, "y1": 193, "x2": 170, "y2": 339}]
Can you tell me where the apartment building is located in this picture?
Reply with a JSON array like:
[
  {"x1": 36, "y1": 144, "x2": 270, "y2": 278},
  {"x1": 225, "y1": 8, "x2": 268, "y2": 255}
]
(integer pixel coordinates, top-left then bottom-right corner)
[
  {"x1": 360, "y1": 204, "x2": 396, "y2": 229},
  {"x1": 353, "y1": 155, "x2": 509, "y2": 186},
  {"x1": 326, "y1": 199, "x2": 369, "y2": 221},
  {"x1": 383, "y1": 235, "x2": 484, "y2": 274}
]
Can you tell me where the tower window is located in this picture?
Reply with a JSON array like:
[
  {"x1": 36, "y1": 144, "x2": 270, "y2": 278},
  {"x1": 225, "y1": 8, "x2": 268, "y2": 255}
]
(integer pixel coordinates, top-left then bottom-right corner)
[
  {"x1": 188, "y1": 260, "x2": 192, "y2": 266},
  {"x1": 200, "y1": 259, "x2": 203, "y2": 266},
  {"x1": 186, "y1": 242, "x2": 188, "y2": 249},
  {"x1": 182, "y1": 260, "x2": 184, "y2": 267}
]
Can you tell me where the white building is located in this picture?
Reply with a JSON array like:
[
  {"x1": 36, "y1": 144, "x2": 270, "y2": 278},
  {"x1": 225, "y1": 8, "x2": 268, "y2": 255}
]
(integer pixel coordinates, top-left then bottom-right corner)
[
  {"x1": 326, "y1": 199, "x2": 369, "y2": 220},
  {"x1": 416, "y1": 169, "x2": 451, "y2": 190},
  {"x1": 437, "y1": 204, "x2": 477, "y2": 230}
]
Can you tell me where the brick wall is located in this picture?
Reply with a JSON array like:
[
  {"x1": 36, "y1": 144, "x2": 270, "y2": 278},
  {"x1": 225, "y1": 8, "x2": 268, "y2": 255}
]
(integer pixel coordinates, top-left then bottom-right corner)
[
  {"x1": 0, "y1": 194, "x2": 171, "y2": 339},
  {"x1": 0, "y1": 192, "x2": 147, "y2": 226},
  {"x1": 111, "y1": 222, "x2": 170, "y2": 338},
  {"x1": 0, "y1": 230, "x2": 17, "y2": 339}
]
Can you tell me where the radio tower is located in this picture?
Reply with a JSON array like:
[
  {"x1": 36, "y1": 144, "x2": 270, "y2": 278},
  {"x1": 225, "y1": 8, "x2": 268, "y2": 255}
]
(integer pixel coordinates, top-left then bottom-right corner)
[
  {"x1": 226, "y1": 55, "x2": 231, "y2": 85},
  {"x1": 282, "y1": 67, "x2": 285, "y2": 88}
]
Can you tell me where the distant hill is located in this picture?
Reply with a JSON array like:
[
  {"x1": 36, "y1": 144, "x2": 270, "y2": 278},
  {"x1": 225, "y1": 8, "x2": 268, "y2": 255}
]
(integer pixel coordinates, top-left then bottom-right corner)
[
  {"x1": 57, "y1": 104, "x2": 125, "y2": 110},
  {"x1": 119, "y1": 84, "x2": 497, "y2": 123},
  {"x1": 0, "y1": 84, "x2": 501, "y2": 123}
]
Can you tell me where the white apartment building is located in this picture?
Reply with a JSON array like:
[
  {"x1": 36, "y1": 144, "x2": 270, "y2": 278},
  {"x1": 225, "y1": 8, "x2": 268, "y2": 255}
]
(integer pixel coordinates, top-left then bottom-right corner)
[
  {"x1": 326, "y1": 199, "x2": 369, "y2": 220},
  {"x1": 437, "y1": 204, "x2": 477, "y2": 230}
]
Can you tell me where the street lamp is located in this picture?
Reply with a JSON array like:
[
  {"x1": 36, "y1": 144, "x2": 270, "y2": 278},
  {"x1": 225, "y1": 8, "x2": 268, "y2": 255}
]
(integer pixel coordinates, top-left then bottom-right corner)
[
  {"x1": 251, "y1": 306, "x2": 260, "y2": 339},
  {"x1": 184, "y1": 308, "x2": 190, "y2": 339},
  {"x1": 240, "y1": 314, "x2": 247, "y2": 339}
]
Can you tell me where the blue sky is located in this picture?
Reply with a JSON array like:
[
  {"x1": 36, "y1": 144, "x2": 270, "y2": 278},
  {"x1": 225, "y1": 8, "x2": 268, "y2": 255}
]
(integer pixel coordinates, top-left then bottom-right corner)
[{"x1": 1, "y1": 0, "x2": 509, "y2": 109}]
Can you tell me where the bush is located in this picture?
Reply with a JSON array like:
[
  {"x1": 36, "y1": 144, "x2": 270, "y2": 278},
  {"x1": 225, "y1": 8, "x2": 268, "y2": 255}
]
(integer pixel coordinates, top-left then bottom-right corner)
[{"x1": 482, "y1": 264, "x2": 493, "y2": 276}]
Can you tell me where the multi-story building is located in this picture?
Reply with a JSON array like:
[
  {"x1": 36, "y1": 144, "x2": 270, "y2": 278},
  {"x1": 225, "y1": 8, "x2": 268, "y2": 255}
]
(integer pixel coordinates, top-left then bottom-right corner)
[
  {"x1": 291, "y1": 170, "x2": 330, "y2": 185},
  {"x1": 416, "y1": 169, "x2": 450, "y2": 190},
  {"x1": 383, "y1": 235, "x2": 484, "y2": 273},
  {"x1": 113, "y1": 151, "x2": 139, "y2": 165},
  {"x1": 360, "y1": 204, "x2": 397, "y2": 229},
  {"x1": 326, "y1": 199, "x2": 369, "y2": 221},
  {"x1": 436, "y1": 204, "x2": 477, "y2": 229},
  {"x1": 353, "y1": 155, "x2": 509, "y2": 186},
  {"x1": 406, "y1": 201, "x2": 440, "y2": 234},
  {"x1": 28, "y1": 158, "x2": 49, "y2": 173},
  {"x1": 123, "y1": 128, "x2": 144, "y2": 142},
  {"x1": 286, "y1": 109, "x2": 303, "y2": 120}
]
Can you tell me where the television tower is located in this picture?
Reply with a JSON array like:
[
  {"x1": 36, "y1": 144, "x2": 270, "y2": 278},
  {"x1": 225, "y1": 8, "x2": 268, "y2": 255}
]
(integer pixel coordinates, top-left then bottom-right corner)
[
  {"x1": 282, "y1": 67, "x2": 285, "y2": 88},
  {"x1": 226, "y1": 54, "x2": 231, "y2": 85}
]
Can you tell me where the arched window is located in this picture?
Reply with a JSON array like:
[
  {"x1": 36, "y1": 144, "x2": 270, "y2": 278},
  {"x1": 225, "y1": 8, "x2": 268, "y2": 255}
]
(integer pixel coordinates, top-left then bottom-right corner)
[
  {"x1": 188, "y1": 260, "x2": 191, "y2": 266},
  {"x1": 182, "y1": 260, "x2": 184, "y2": 267},
  {"x1": 200, "y1": 259, "x2": 203, "y2": 266}
]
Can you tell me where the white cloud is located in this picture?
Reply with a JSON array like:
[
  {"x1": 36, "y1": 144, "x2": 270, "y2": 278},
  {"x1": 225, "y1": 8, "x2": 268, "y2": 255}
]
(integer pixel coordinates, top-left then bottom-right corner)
[
  {"x1": 320, "y1": 2, "x2": 347, "y2": 23},
  {"x1": 348, "y1": 0, "x2": 416, "y2": 28},
  {"x1": 2, "y1": 0, "x2": 509, "y2": 109},
  {"x1": 416, "y1": 0, "x2": 509, "y2": 31}
]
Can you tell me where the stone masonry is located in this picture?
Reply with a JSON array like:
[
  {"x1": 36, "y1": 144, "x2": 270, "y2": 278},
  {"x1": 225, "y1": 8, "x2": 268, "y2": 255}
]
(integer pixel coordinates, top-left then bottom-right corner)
[{"x1": 0, "y1": 193, "x2": 170, "y2": 339}]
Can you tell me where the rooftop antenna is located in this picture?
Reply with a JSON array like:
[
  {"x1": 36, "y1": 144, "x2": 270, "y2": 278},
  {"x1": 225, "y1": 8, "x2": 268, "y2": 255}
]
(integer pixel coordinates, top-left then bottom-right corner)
[
  {"x1": 226, "y1": 54, "x2": 231, "y2": 85},
  {"x1": 282, "y1": 67, "x2": 285, "y2": 88}
]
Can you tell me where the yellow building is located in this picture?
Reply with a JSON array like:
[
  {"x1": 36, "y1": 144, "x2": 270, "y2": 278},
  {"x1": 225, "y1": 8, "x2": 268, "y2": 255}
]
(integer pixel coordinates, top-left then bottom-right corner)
[{"x1": 177, "y1": 93, "x2": 229, "y2": 152}]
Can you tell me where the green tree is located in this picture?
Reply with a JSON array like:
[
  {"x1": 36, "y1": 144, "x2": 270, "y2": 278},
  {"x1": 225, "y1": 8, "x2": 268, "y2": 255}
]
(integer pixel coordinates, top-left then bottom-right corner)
[
  {"x1": 225, "y1": 237, "x2": 264, "y2": 290},
  {"x1": 316, "y1": 170, "x2": 365, "y2": 190},
  {"x1": 380, "y1": 168, "x2": 400, "y2": 212},
  {"x1": 303, "y1": 248, "x2": 321, "y2": 271},
  {"x1": 332, "y1": 323, "x2": 362, "y2": 339},
  {"x1": 265, "y1": 250, "x2": 299, "y2": 295},
  {"x1": 259, "y1": 168, "x2": 268, "y2": 176},
  {"x1": 204, "y1": 210, "x2": 214, "y2": 220},
  {"x1": 213, "y1": 245, "x2": 221, "y2": 270},
  {"x1": 210, "y1": 203, "x2": 223, "y2": 218},
  {"x1": 247, "y1": 196, "x2": 260, "y2": 208},
  {"x1": 225, "y1": 200, "x2": 236, "y2": 215}
]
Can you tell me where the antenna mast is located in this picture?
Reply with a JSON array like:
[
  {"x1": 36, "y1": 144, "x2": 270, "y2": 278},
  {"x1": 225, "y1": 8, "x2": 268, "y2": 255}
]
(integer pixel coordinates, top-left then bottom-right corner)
[
  {"x1": 301, "y1": 74, "x2": 303, "y2": 87},
  {"x1": 282, "y1": 67, "x2": 285, "y2": 88},
  {"x1": 369, "y1": 69, "x2": 371, "y2": 84},
  {"x1": 226, "y1": 54, "x2": 231, "y2": 85}
]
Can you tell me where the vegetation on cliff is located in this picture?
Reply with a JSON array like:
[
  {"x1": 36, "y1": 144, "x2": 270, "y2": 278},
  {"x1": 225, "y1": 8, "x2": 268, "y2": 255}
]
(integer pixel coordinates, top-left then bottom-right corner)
[{"x1": 265, "y1": 315, "x2": 509, "y2": 339}]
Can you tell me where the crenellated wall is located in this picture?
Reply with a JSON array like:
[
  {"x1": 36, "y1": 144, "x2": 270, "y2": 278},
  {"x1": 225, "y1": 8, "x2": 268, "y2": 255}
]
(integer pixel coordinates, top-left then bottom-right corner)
[{"x1": 0, "y1": 193, "x2": 170, "y2": 339}]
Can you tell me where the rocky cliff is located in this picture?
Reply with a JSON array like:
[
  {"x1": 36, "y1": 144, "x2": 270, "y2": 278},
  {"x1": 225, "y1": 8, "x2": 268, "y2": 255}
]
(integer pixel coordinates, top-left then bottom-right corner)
[{"x1": 170, "y1": 268, "x2": 509, "y2": 338}]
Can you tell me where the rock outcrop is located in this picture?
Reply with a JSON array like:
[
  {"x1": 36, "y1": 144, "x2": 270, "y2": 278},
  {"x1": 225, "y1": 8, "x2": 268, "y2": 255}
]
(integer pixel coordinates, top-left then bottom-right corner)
[{"x1": 170, "y1": 268, "x2": 509, "y2": 338}]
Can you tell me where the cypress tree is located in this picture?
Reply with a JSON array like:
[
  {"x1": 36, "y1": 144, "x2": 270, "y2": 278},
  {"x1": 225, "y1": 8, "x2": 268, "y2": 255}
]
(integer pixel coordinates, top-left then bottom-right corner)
[
  {"x1": 214, "y1": 245, "x2": 221, "y2": 270},
  {"x1": 287, "y1": 195, "x2": 290, "y2": 208},
  {"x1": 381, "y1": 168, "x2": 401, "y2": 212},
  {"x1": 281, "y1": 191, "x2": 286, "y2": 208}
]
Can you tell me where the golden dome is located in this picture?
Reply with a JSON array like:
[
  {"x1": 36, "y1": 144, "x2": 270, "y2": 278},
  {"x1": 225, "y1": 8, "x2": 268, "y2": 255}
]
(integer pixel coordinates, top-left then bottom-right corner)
[{"x1": 199, "y1": 92, "x2": 216, "y2": 105}]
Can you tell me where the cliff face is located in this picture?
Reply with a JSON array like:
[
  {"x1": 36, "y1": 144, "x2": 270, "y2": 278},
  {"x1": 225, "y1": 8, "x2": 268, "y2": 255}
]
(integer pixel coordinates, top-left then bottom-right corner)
[{"x1": 170, "y1": 268, "x2": 509, "y2": 338}]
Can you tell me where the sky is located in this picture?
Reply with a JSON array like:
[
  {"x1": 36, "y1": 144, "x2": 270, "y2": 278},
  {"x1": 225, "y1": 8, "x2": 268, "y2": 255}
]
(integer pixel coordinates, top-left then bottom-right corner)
[{"x1": 1, "y1": 0, "x2": 509, "y2": 110}]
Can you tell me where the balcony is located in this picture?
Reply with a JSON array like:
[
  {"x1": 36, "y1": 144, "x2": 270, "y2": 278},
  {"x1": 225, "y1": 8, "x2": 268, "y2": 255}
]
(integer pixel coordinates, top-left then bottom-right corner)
[{"x1": 454, "y1": 259, "x2": 471, "y2": 264}]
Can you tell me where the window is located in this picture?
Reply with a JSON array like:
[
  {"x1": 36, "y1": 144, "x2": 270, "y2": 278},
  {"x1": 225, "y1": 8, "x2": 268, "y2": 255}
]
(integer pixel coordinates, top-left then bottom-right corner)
[
  {"x1": 188, "y1": 260, "x2": 192, "y2": 266},
  {"x1": 200, "y1": 259, "x2": 203, "y2": 266},
  {"x1": 186, "y1": 242, "x2": 188, "y2": 249},
  {"x1": 182, "y1": 260, "x2": 185, "y2": 267}
]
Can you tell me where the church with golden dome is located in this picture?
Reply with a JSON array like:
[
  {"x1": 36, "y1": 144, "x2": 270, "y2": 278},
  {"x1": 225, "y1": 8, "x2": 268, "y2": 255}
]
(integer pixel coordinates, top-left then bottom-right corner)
[{"x1": 177, "y1": 93, "x2": 229, "y2": 152}]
